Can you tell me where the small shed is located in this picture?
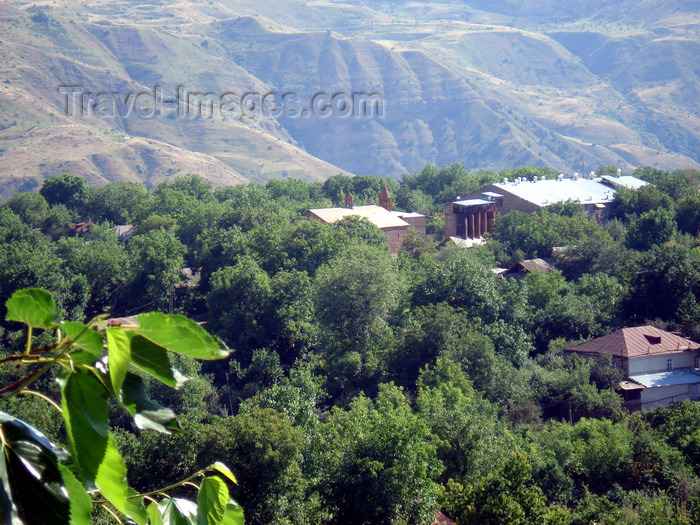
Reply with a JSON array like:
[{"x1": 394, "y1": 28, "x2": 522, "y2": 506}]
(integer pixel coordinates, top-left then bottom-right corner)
[{"x1": 504, "y1": 258, "x2": 554, "y2": 278}]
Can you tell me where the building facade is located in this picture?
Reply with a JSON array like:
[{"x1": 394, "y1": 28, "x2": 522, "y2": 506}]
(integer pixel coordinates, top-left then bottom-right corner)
[
  {"x1": 304, "y1": 185, "x2": 426, "y2": 253},
  {"x1": 444, "y1": 174, "x2": 648, "y2": 240}
]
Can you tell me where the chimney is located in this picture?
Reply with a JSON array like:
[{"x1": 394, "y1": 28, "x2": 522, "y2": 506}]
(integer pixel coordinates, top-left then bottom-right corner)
[
  {"x1": 379, "y1": 184, "x2": 392, "y2": 212},
  {"x1": 345, "y1": 189, "x2": 354, "y2": 209}
]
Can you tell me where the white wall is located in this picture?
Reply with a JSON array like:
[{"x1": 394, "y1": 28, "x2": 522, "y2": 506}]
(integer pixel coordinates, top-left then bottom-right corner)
[
  {"x1": 641, "y1": 384, "x2": 691, "y2": 410},
  {"x1": 629, "y1": 352, "x2": 696, "y2": 374}
]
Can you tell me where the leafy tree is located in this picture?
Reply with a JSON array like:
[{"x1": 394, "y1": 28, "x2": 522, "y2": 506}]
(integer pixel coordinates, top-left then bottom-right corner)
[
  {"x1": 611, "y1": 184, "x2": 674, "y2": 221},
  {"x1": 314, "y1": 244, "x2": 400, "y2": 398},
  {"x1": 440, "y1": 451, "x2": 551, "y2": 525},
  {"x1": 646, "y1": 400, "x2": 700, "y2": 475},
  {"x1": 626, "y1": 243, "x2": 700, "y2": 322},
  {"x1": 265, "y1": 269, "x2": 318, "y2": 363},
  {"x1": 83, "y1": 181, "x2": 151, "y2": 225},
  {"x1": 127, "y1": 228, "x2": 187, "y2": 312},
  {"x1": 626, "y1": 208, "x2": 677, "y2": 250},
  {"x1": 333, "y1": 216, "x2": 387, "y2": 248},
  {"x1": 0, "y1": 209, "x2": 67, "y2": 318},
  {"x1": 399, "y1": 227, "x2": 436, "y2": 259},
  {"x1": 411, "y1": 246, "x2": 499, "y2": 323},
  {"x1": 635, "y1": 166, "x2": 697, "y2": 200},
  {"x1": 321, "y1": 174, "x2": 354, "y2": 205},
  {"x1": 2, "y1": 192, "x2": 49, "y2": 227},
  {"x1": 310, "y1": 384, "x2": 443, "y2": 524},
  {"x1": 57, "y1": 232, "x2": 132, "y2": 315},
  {"x1": 417, "y1": 358, "x2": 515, "y2": 482},
  {"x1": 202, "y1": 408, "x2": 309, "y2": 525},
  {"x1": 314, "y1": 243, "x2": 399, "y2": 346},
  {"x1": 675, "y1": 194, "x2": 700, "y2": 236},
  {"x1": 388, "y1": 303, "x2": 461, "y2": 388},
  {"x1": 40, "y1": 203, "x2": 75, "y2": 240},
  {"x1": 206, "y1": 256, "x2": 272, "y2": 360},
  {"x1": 39, "y1": 173, "x2": 88, "y2": 210},
  {"x1": 530, "y1": 355, "x2": 623, "y2": 421},
  {"x1": 0, "y1": 288, "x2": 240, "y2": 524},
  {"x1": 490, "y1": 208, "x2": 604, "y2": 260}
]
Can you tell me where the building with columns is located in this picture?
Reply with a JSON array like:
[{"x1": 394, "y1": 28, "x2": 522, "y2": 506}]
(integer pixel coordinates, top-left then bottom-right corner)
[
  {"x1": 444, "y1": 198, "x2": 497, "y2": 240},
  {"x1": 444, "y1": 174, "x2": 647, "y2": 240}
]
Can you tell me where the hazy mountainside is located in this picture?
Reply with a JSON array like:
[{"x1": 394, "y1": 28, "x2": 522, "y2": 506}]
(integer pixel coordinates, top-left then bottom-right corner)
[{"x1": 0, "y1": 0, "x2": 699, "y2": 199}]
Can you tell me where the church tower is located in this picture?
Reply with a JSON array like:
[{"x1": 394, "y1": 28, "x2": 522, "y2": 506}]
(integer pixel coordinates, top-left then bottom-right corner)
[
  {"x1": 379, "y1": 184, "x2": 392, "y2": 211},
  {"x1": 344, "y1": 189, "x2": 354, "y2": 209}
]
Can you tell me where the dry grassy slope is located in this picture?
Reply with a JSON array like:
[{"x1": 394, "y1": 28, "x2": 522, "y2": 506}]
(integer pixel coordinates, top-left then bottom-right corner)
[
  {"x1": 205, "y1": 16, "x2": 696, "y2": 174},
  {"x1": 0, "y1": 2, "x2": 351, "y2": 198},
  {"x1": 0, "y1": 125, "x2": 250, "y2": 201},
  {"x1": 0, "y1": 0, "x2": 699, "y2": 199},
  {"x1": 226, "y1": 0, "x2": 700, "y2": 174}
]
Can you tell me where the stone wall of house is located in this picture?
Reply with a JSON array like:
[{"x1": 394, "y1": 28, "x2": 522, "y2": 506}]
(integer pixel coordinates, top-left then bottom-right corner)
[
  {"x1": 382, "y1": 226, "x2": 408, "y2": 253},
  {"x1": 403, "y1": 216, "x2": 427, "y2": 235}
]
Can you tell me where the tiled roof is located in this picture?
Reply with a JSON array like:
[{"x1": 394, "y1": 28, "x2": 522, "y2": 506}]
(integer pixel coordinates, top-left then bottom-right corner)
[
  {"x1": 306, "y1": 205, "x2": 409, "y2": 229},
  {"x1": 565, "y1": 326, "x2": 700, "y2": 359}
]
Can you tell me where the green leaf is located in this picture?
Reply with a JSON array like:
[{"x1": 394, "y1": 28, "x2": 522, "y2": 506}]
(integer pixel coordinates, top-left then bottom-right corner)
[
  {"x1": 5, "y1": 288, "x2": 58, "y2": 329},
  {"x1": 147, "y1": 501, "x2": 164, "y2": 525},
  {"x1": 58, "y1": 372, "x2": 145, "y2": 522},
  {"x1": 58, "y1": 464, "x2": 92, "y2": 525},
  {"x1": 124, "y1": 488, "x2": 148, "y2": 525},
  {"x1": 197, "y1": 476, "x2": 228, "y2": 525},
  {"x1": 60, "y1": 321, "x2": 104, "y2": 356},
  {"x1": 96, "y1": 435, "x2": 146, "y2": 525},
  {"x1": 210, "y1": 462, "x2": 237, "y2": 485},
  {"x1": 159, "y1": 498, "x2": 198, "y2": 525},
  {"x1": 219, "y1": 501, "x2": 245, "y2": 525},
  {"x1": 120, "y1": 373, "x2": 181, "y2": 433},
  {"x1": 58, "y1": 372, "x2": 109, "y2": 488},
  {"x1": 0, "y1": 412, "x2": 71, "y2": 525},
  {"x1": 129, "y1": 334, "x2": 187, "y2": 389},
  {"x1": 106, "y1": 327, "x2": 131, "y2": 394},
  {"x1": 135, "y1": 313, "x2": 229, "y2": 360}
]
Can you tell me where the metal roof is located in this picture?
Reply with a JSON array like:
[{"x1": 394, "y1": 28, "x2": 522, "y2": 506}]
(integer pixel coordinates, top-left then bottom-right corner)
[
  {"x1": 565, "y1": 326, "x2": 700, "y2": 359},
  {"x1": 453, "y1": 198, "x2": 493, "y2": 206},
  {"x1": 306, "y1": 205, "x2": 409, "y2": 229},
  {"x1": 508, "y1": 258, "x2": 554, "y2": 274},
  {"x1": 482, "y1": 191, "x2": 503, "y2": 198},
  {"x1": 447, "y1": 236, "x2": 486, "y2": 248},
  {"x1": 601, "y1": 175, "x2": 649, "y2": 190},
  {"x1": 492, "y1": 179, "x2": 616, "y2": 206},
  {"x1": 629, "y1": 368, "x2": 700, "y2": 388},
  {"x1": 392, "y1": 211, "x2": 426, "y2": 219}
]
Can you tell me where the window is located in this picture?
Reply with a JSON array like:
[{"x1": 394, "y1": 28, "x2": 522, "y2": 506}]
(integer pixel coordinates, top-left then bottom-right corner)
[
  {"x1": 667, "y1": 359, "x2": 673, "y2": 371},
  {"x1": 644, "y1": 334, "x2": 662, "y2": 345},
  {"x1": 695, "y1": 356, "x2": 699, "y2": 369}
]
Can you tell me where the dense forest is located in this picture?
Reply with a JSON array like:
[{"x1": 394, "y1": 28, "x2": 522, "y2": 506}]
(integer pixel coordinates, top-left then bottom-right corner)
[{"x1": 4, "y1": 164, "x2": 700, "y2": 524}]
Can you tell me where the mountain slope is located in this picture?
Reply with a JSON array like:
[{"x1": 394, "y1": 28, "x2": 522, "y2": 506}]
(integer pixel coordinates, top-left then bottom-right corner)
[{"x1": 0, "y1": 0, "x2": 698, "y2": 199}]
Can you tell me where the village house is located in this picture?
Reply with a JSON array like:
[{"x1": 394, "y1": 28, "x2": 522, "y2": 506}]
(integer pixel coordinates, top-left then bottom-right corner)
[
  {"x1": 564, "y1": 326, "x2": 700, "y2": 411},
  {"x1": 444, "y1": 173, "x2": 647, "y2": 240},
  {"x1": 304, "y1": 185, "x2": 426, "y2": 253}
]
